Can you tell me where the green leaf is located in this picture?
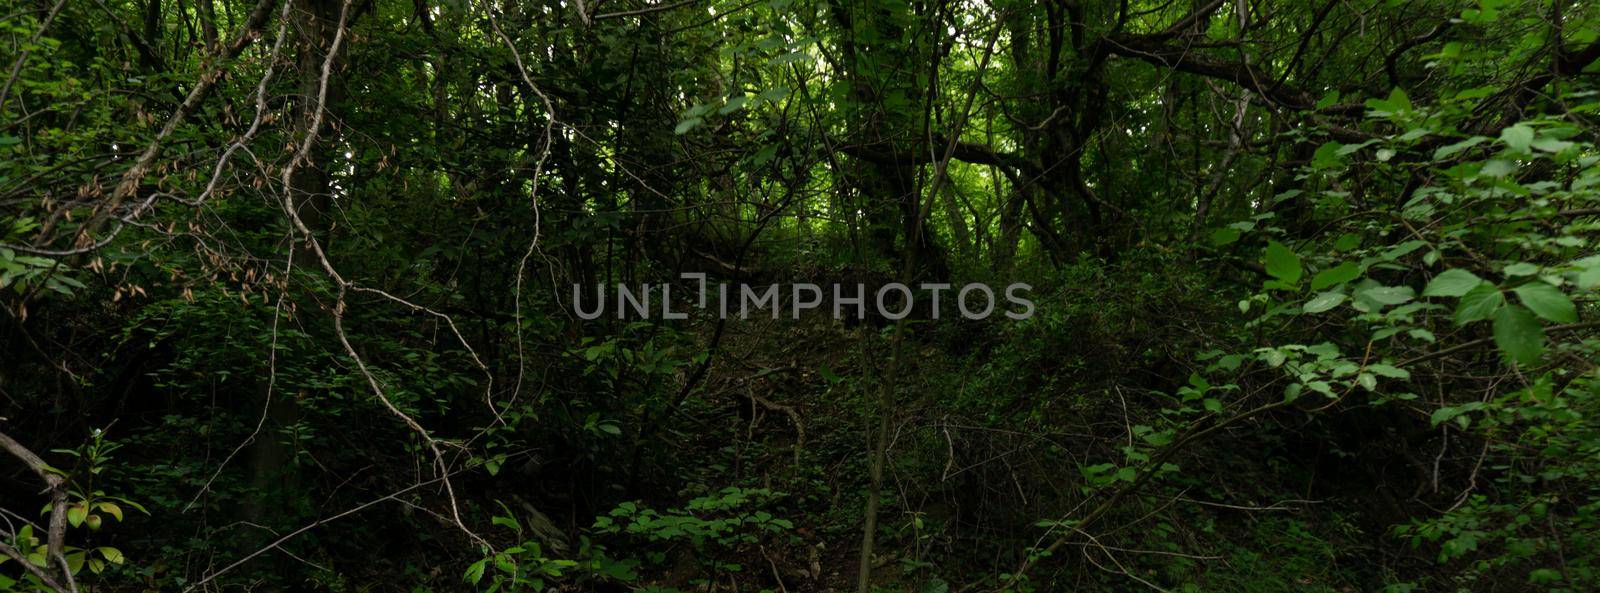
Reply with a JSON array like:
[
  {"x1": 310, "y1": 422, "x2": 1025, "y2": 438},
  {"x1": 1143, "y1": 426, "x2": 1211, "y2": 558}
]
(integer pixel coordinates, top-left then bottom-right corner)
[
  {"x1": 1513, "y1": 282, "x2": 1576, "y2": 323},
  {"x1": 96, "y1": 547, "x2": 124, "y2": 564},
  {"x1": 1431, "y1": 406, "x2": 1466, "y2": 427},
  {"x1": 1528, "y1": 568, "x2": 1562, "y2": 584},
  {"x1": 1503, "y1": 262, "x2": 1538, "y2": 277},
  {"x1": 759, "y1": 86, "x2": 790, "y2": 102},
  {"x1": 67, "y1": 505, "x2": 87, "y2": 527},
  {"x1": 1316, "y1": 90, "x2": 1339, "y2": 109},
  {"x1": 1334, "y1": 233, "x2": 1361, "y2": 251},
  {"x1": 465, "y1": 558, "x2": 489, "y2": 584},
  {"x1": 1264, "y1": 241, "x2": 1302, "y2": 284},
  {"x1": 1302, "y1": 291, "x2": 1347, "y2": 314},
  {"x1": 1531, "y1": 138, "x2": 1573, "y2": 153},
  {"x1": 673, "y1": 117, "x2": 703, "y2": 135},
  {"x1": 1499, "y1": 124, "x2": 1533, "y2": 153},
  {"x1": 1210, "y1": 227, "x2": 1240, "y2": 246},
  {"x1": 1454, "y1": 284, "x2": 1505, "y2": 325},
  {"x1": 1579, "y1": 266, "x2": 1600, "y2": 290},
  {"x1": 1261, "y1": 349, "x2": 1287, "y2": 368},
  {"x1": 768, "y1": 50, "x2": 810, "y2": 65},
  {"x1": 1381, "y1": 240, "x2": 1427, "y2": 261},
  {"x1": 1480, "y1": 159, "x2": 1515, "y2": 178},
  {"x1": 1493, "y1": 305, "x2": 1544, "y2": 366},
  {"x1": 1312, "y1": 142, "x2": 1345, "y2": 169},
  {"x1": 1365, "y1": 88, "x2": 1412, "y2": 116},
  {"x1": 717, "y1": 95, "x2": 748, "y2": 114},
  {"x1": 1359, "y1": 285, "x2": 1415, "y2": 305},
  {"x1": 819, "y1": 364, "x2": 843, "y2": 383},
  {"x1": 1337, "y1": 140, "x2": 1377, "y2": 156},
  {"x1": 1433, "y1": 136, "x2": 1487, "y2": 160},
  {"x1": 1080, "y1": 463, "x2": 1114, "y2": 479},
  {"x1": 1367, "y1": 364, "x2": 1410, "y2": 379},
  {"x1": 1387, "y1": 88, "x2": 1412, "y2": 111},
  {"x1": 1283, "y1": 383, "x2": 1303, "y2": 403},
  {"x1": 1311, "y1": 262, "x2": 1361, "y2": 290},
  {"x1": 1422, "y1": 269, "x2": 1484, "y2": 297}
]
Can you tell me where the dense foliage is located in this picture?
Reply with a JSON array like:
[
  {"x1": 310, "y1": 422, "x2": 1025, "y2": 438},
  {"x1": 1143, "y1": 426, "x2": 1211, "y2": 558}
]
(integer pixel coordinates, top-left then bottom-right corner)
[{"x1": 2, "y1": 0, "x2": 1599, "y2": 591}]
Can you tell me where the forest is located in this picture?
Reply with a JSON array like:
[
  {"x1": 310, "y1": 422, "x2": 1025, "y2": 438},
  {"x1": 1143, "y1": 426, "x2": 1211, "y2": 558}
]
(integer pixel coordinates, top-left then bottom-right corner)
[{"x1": 2, "y1": 0, "x2": 1599, "y2": 591}]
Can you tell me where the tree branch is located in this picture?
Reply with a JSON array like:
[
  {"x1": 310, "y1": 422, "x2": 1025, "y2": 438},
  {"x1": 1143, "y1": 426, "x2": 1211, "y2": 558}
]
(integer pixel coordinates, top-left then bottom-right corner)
[
  {"x1": 79, "y1": 0, "x2": 281, "y2": 245},
  {"x1": 0, "y1": 429, "x2": 71, "y2": 592}
]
